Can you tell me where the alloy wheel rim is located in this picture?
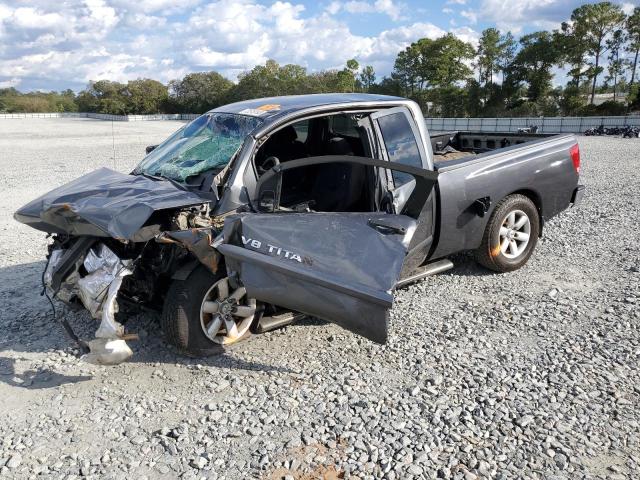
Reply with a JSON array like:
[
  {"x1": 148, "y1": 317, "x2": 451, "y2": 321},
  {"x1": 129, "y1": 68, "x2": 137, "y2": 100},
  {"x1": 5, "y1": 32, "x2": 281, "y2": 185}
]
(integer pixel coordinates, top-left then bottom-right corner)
[
  {"x1": 498, "y1": 209, "x2": 531, "y2": 259},
  {"x1": 200, "y1": 277, "x2": 256, "y2": 345}
]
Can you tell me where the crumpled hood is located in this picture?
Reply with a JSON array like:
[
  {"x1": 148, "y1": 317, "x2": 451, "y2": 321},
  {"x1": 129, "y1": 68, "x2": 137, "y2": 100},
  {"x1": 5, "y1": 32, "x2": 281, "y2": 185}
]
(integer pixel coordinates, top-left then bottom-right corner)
[{"x1": 14, "y1": 167, "x2": 211, "y2": 241}]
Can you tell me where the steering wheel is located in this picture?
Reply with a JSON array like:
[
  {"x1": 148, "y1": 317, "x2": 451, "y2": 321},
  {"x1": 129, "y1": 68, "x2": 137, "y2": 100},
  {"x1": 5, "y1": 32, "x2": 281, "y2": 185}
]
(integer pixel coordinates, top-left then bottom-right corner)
[{"x1": 258, "y1": 156, "x2": 280, "y2": 175}]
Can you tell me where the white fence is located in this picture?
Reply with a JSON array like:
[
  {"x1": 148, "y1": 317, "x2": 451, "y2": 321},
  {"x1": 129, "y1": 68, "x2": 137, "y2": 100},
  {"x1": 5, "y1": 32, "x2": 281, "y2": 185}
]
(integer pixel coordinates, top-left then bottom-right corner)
[
  {"x1": 0, "y1": 112, "x2": 199, "y2": 121},
  {"x1": 425, "y1": 116, "x2": 640, "y2": 133},
  {"x1": 3, "y1": 112, "x2": 640, "y2": 132}
]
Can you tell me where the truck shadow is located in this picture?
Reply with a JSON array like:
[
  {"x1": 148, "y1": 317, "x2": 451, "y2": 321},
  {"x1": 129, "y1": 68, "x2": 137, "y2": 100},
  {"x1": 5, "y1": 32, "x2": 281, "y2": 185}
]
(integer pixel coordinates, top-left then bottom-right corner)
[
  {"x1": 0, "y1": 261, "x2": 294, "y2": 389},
  {"x1": 438, "y1": 252, "x2": 497, "y2": 277},
  {"x1": 0, "y1": 356, "x2": 91, "y2": 389}
]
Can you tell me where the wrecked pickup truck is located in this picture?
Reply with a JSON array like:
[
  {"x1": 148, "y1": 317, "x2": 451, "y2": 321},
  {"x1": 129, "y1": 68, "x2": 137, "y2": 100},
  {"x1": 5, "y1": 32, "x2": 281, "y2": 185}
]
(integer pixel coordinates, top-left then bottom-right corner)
[{"x1": 15, "y1": 94, "x2": 585, "y2": 364}]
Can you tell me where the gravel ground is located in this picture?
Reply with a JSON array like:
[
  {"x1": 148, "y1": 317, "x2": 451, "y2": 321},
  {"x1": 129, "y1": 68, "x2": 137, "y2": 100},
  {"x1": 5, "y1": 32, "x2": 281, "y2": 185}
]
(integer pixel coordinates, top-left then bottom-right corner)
[{"x1": 0, "y1": 118, "x2": 638, "y2": 480}]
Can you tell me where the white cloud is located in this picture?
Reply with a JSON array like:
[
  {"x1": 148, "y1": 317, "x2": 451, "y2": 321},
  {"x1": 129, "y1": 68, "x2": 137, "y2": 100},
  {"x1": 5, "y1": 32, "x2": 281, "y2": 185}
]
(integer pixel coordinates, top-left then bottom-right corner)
[
  {"x1": 0, "y1": 0, "x2": 479, "y2": 91},
  {"x1": 621, "y1": 3, "x2": 636, "y2": 15},
  {"x1": 11, "y1": 8, "x2": 65, "y2": 29},
  {"x1": 0, "y1": 77, "x2": 20, "y2": 88},
  {"x1": 326, "y1": 1, "x2": 342, "y2": 15},
  {"x1": 475, "y1": 0, "x2": 586, "y2": 33},
  {"x1": 460, "y1": 9, "x2": 477, "y2": 24},
  {"x1": 329, "y1": 0, "x2": 405, "y2": 21},
  {"x1": 110, "y1": 0, "x2": 202, "y2": 14}
]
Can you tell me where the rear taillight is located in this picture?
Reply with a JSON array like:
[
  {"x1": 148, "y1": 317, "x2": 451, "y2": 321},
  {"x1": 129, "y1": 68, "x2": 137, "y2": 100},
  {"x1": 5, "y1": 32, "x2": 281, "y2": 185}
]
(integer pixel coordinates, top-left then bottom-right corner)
[{"x1": 570, "y1": 144, "x2": 580, "y2": 174}]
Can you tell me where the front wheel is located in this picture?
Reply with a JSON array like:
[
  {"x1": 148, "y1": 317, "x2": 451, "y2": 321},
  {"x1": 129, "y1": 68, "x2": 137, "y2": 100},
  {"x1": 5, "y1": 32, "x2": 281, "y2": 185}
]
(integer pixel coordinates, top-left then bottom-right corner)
[
  {"x1": 475, "y1": 194, "x2": 540, "y2": 273},
  {"x1": 161, "y1": 265, "x2": 257, "y2": 357}
]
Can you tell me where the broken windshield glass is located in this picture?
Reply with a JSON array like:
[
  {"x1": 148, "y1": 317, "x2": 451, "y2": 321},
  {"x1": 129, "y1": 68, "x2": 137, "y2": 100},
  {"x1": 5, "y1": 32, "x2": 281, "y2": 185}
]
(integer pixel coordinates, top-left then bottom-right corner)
[{"x1": 135, "y1": 113, "x2": 262, "y2": 182}]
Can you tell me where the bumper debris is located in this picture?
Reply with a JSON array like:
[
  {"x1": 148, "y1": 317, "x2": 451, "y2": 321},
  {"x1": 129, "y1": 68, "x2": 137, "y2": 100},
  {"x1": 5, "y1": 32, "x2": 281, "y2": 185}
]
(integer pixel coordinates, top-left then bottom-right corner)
[{"x1": 45, "y1": 242, "x2": 136, "y2": 365}]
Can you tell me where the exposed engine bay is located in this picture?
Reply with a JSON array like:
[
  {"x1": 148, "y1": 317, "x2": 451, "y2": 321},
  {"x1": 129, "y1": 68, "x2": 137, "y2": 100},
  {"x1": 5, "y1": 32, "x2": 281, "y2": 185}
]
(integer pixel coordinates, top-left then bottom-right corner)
[{"x1": 42, "y1": 203, "x2": 220, "y2": 365}]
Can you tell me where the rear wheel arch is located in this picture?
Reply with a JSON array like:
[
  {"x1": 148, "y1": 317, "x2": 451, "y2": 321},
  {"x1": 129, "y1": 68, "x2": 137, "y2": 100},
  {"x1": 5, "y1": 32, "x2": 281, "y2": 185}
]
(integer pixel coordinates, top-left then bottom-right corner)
[
  {"x1": 506, "y1": 189, "x2": 544, "y2": 235},
  {"x1": 475, "y1": 193, "x2": 541, "y2": 273}
]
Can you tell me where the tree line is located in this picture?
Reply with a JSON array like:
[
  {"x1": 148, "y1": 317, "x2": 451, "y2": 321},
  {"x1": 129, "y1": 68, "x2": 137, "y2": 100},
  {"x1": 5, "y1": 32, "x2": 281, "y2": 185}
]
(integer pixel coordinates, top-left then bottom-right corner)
[{"x1": 1, "y1": 3, "x2": 639, "y2": 118}]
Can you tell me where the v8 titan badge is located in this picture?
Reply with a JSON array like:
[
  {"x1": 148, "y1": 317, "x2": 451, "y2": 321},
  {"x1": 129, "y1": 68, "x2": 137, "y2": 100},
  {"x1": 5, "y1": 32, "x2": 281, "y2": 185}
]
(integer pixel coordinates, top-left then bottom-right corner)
[{"x1": 241, "y1": 235, "x2": 303, "y2": 263}]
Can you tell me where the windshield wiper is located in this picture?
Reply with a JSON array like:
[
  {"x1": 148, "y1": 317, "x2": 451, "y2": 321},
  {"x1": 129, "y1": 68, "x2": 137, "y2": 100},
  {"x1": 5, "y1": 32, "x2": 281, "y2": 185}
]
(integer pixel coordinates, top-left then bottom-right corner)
[{"x1": 136, "y1": 172, "x2": 189, "y2": 191}]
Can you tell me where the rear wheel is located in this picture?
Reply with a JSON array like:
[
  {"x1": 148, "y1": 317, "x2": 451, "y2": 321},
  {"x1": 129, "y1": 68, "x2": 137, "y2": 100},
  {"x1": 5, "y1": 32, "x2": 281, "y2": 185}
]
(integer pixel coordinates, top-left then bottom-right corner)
[
  {"x1": 162, "y1": 265, "x2": 257, "y2": 357},
  {"x1": 475, "y1": 194, "x2": 540, "y2": 273}
]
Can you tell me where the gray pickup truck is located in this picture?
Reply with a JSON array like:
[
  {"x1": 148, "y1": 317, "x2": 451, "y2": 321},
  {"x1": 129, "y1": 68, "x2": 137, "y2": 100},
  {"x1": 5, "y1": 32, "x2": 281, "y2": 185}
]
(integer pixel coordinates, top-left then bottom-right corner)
[{"x1": 15, "y1": 94, "x2": 584, "y2": 364}]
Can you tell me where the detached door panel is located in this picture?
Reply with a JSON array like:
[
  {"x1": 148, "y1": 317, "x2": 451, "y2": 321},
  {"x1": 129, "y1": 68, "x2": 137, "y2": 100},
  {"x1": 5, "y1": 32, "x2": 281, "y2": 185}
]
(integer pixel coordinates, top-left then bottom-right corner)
[{"x1": 219, "y1": 212, "x2": 416, "y2": 343}]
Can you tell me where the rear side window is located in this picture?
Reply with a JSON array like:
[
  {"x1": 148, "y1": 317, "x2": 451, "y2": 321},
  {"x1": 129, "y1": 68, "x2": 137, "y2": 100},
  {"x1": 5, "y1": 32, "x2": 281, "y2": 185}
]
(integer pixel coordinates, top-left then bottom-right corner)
[{"x1": 377, "y1": 112, "x2": 422, "y2": 187}]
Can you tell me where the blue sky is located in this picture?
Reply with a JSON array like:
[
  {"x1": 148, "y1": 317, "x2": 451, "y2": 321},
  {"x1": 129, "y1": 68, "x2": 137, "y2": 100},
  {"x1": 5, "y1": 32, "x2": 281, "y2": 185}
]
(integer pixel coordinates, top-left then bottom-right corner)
[{"x1": 0, "y1": 0, "x2": 637, "y2": 92}]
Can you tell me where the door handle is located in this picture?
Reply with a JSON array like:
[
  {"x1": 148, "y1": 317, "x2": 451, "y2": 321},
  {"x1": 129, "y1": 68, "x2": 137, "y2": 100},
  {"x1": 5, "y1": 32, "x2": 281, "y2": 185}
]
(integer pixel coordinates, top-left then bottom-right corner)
[{"x1": 367, "y1": 218, "x2": 407, "y2": 235}]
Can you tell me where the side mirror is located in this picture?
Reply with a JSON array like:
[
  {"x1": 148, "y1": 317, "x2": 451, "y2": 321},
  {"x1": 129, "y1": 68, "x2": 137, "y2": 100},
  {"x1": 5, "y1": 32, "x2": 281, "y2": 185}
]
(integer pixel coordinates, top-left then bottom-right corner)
[{"x1": 145, "y1": 145, "x2": 158, "y2": 154}]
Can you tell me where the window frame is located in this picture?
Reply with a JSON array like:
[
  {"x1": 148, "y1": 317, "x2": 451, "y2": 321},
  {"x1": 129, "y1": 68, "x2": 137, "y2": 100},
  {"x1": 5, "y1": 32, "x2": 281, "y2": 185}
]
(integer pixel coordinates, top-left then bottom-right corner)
[{"x1": 370, "y1": 107, "x2": 427, "y2": 190}]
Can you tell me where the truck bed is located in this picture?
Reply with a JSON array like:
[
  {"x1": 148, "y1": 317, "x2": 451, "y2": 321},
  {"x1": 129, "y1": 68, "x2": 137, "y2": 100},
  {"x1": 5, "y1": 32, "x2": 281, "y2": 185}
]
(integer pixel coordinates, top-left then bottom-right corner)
[
  {"x1": 430, "y1": 131, "x2": 557, "y2": 168},
  {"x1": 428, "y1": 132, "x2": 579, "y2": 260}
]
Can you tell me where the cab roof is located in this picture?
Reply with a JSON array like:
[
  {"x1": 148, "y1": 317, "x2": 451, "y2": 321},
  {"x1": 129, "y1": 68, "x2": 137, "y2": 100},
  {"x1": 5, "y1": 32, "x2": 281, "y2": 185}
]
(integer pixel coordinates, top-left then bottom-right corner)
[{"x1": 208, "y1": 93, "x2": 405, "y2": 124}]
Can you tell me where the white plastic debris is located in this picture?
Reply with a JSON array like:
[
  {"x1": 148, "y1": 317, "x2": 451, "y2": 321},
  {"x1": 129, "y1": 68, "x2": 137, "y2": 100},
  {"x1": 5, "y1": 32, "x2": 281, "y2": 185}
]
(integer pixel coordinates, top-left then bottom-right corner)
[
  {"x1": 44, "y1": 249, "x2": 65, "y2": 287},
  {"x1": 75, "y1": 243, "x2": 134, "y2": 365},
  {"x1": 45, "y1": 248, "x2": 81, "y2": 302},
  {"x1": 81, "y1": 338, "x2": 134, "y2": 365},
  {"x1": 95, "y1": 268, "x2": 133, "y2": 339},
  {"x1": 83, "y1": 242, "x2": 122, "y2": 274},
  {"x1": 77, "y1": 269, "x2": 110, "y2": 317}
]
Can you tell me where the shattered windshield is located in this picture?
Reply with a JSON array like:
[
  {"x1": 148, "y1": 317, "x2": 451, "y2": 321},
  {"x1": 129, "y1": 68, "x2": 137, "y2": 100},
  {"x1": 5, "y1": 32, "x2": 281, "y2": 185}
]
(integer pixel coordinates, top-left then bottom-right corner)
[{"x1": 135, "y1": 113, "x2": 262, "y2": 182}]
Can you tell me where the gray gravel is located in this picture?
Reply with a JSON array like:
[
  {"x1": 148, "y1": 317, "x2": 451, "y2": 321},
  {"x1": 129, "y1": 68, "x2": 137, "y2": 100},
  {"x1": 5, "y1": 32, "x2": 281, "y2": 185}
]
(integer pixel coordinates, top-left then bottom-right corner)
[{"x1": 0, "y1": 118, "x2": 639, "y2": 479}]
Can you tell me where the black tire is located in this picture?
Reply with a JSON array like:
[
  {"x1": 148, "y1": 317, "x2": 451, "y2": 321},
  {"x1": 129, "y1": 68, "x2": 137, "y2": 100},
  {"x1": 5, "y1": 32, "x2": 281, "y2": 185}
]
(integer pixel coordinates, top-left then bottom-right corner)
[
  {"x1": 161, "y1": 266, "x2": 251, "y2": 357},
  {"x1": 475, "y1": 194, "x2": 540, "y2": 273}
]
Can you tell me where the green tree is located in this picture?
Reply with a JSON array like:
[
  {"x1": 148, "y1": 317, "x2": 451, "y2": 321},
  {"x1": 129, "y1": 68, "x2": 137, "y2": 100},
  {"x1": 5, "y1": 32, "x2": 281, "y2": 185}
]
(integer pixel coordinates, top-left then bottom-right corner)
[
  {"x1": 510, "y1": 32, "x2": 561, "y2": 104},
  {"x1": 627, "y1": 7, "x2": 640, "y2": 88},
  {"x1": 571, "y1": 2, "x2": 626, "y2": 104},
  {"x1": 334, "y1": 59, "x2": 360, "y2": 92},
  {"x1": 496, "y1": 32, "x2": 517, "y2": 83},
  {"x1": 420, "y1": 34, "x2": 475, "y2": 88},
  {"x1": 629, "y1": 83, "x2": 640, "y2": 109},
  {"x1": 125, "y1": 79, "x2": 168, "y2": 114},
  {"x1": 393, "y1": 44, "x2": 422, "y2": 95},
  {"x1": 558, "y1": 85, "x2": 586, "y2": 115},
  {"x1": 370, "y1": 76, "x2": 403, "y2": 96},
  {"x1": 392, "y1": 34, "x2": 475, "y2": 114},
  {"x1": 556, "y1": 21, "x2": 589, "y2": 89},
  {"x1": 54, "y1": 89, "x2": 78, "y2": 112},
  {"x1": 477, "y1": 28, "x2": 502, "y2": 87},
  {"x1": 360, "y1": 65, "x2": 376, "y2": 92},
  {"x1": 75, "y1": 80, "x2": 128, "y2": 114},
  {"x1": 604, "y1": 29, "x2": 626, "y2": 101},
  {"x1": 464, "y1": 79, "x2": 483, "y2": 117},
  {"x1": 169, "y1": 71, "x2": 232, "y2": 113},
  {"x1": 476, "y1": 28, "x2": 517, "y2": 111}
]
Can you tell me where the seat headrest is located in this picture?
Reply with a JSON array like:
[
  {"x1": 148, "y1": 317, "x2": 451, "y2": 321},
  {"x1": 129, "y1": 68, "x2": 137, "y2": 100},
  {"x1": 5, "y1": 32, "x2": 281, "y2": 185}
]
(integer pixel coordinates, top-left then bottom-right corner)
[
  {"x1": 271, "y1": 125, "x2": 298, "y2": 144},
  {"x1": 327, "y1": 137, "x2": 353, "y2": 156}
]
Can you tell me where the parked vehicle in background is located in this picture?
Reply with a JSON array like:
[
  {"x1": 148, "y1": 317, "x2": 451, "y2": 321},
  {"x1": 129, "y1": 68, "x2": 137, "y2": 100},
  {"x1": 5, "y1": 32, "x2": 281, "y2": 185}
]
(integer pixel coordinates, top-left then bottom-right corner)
[
  {"x1": 584, "y1": 125, "x2": 640, "y2": 137},
  {"x1": 517, "y1": 125, "x2": 539, "y2": 134},
  {"x1": 14, "y1": 94, "x2": 585, "y2": 364}
]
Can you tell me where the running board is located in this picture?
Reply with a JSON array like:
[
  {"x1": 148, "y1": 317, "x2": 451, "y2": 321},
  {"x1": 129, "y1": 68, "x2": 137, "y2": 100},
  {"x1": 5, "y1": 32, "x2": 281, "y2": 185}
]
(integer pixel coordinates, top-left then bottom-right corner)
[
  {"x1": 396, "y1": 259, "x2": 454, "y2": 288},
  {"x1": 255, "y1": 312, "x2": 306, "y2": 333}
]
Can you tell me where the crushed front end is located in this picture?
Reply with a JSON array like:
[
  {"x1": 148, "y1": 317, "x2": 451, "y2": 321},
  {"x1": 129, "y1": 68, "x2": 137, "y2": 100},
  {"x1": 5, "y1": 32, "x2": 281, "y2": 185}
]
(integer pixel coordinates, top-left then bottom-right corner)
[
  {"x1": 16, "y1": 167, "x2": 223, "y2": 365},
  {"x1": 42, "y1": 224, "x2": 218, "y2": 365}
]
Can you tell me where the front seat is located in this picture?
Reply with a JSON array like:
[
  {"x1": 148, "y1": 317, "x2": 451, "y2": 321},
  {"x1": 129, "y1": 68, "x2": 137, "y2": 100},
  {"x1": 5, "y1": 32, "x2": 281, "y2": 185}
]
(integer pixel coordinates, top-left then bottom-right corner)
[
  {"x1": 311, "y1": 137, "x2": 366, "y2": 212},
  {"x1": 261, "y1": 126, "x2": 308, "y2": 206},
  {"x1": 263, "y1": 125, "x2": 306, "y2": 162}
]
